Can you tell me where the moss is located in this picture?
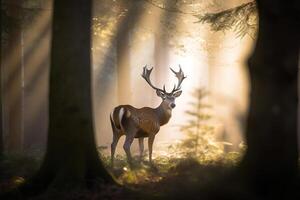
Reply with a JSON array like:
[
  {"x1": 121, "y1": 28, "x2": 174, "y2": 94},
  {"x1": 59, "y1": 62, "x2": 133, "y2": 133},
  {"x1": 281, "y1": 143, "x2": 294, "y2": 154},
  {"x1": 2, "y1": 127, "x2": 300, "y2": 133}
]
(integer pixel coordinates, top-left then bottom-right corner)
[{"x1": 99, "y1": 148, "x2": 242, "y2": 195}]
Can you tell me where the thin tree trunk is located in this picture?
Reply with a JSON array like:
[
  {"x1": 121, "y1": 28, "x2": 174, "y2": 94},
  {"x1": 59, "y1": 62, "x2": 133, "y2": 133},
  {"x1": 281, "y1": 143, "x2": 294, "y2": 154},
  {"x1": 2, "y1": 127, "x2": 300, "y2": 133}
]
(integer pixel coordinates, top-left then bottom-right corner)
[
  {"x1": 241, "y1": 0, "x2": 300, "y2": 194},
  {"x1": 0, "y1": 0, "x2": 3, "y2": 159},
  {"x1": 116, "y1": 1, "x2": 131, "y2": 105},
  {"x1": 154, "y1": 33, "x2": 169, "y2": 107},
  {"x1": 154, "y1": 33, "x2": 169, "y2": 87},
  {"x1": 117, "y1": 29, "x2": 131, "y2": 104},
  {"x1": 4, "y1": 0, "x2": 23, "y2": 152},
  {"x1": 116, "y1": 2, "x2": 144, "y2": 104},
  {"x1": 154, "y1": 0, "x2": 176, "y2": 91},
  {"x1": 19, "y1": 0, "x2": 114, "y2": 195}
]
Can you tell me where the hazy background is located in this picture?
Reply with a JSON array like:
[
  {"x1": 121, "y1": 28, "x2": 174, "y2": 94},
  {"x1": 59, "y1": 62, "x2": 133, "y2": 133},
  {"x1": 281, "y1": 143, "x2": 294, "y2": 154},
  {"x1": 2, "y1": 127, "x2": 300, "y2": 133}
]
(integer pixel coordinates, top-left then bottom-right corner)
[
  {"x1": 1, "y1": 0, "x2": 254, "y2": 155},
  {"x1": 92, "y1": 0, "x2": 254, "y2": 155}
]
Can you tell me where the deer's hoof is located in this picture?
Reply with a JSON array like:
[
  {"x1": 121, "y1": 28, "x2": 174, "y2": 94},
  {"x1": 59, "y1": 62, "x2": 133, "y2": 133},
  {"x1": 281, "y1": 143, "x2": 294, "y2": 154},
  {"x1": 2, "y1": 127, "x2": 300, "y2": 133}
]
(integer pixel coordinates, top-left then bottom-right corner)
[{"x1": 149, "y1": 163, "x2": 158, "y2": 172}]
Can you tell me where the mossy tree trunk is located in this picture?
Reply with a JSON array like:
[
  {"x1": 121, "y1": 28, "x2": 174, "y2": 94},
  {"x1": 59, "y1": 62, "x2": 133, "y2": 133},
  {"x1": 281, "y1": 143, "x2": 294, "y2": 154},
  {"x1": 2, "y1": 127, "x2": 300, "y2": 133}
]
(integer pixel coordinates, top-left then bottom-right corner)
[
  {"x1": 21, "y1": 0, "x2": 114, "y2": 194},
  {"x1": 241, "y1": 0, "x2": 300, "y2": 194}
]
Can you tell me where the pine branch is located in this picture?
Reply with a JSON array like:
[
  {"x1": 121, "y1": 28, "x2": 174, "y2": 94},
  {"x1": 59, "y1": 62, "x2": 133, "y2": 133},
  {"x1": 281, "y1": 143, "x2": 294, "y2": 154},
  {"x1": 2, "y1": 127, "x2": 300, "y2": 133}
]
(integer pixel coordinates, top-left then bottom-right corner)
[{"x1": 195, "y1": 1, "x2": 257, "y2": 39}]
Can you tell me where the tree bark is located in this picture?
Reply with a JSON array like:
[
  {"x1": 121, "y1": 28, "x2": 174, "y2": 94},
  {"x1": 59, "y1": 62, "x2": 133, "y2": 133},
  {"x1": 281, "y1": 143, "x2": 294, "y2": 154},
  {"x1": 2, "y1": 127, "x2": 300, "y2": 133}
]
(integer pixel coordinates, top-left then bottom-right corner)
[
  {"x1": 241, "y1": 0, "x2": 300, "y2": 195},
  {"x1": 20, "y1": 0, "x2": 114, "y2": 194}
]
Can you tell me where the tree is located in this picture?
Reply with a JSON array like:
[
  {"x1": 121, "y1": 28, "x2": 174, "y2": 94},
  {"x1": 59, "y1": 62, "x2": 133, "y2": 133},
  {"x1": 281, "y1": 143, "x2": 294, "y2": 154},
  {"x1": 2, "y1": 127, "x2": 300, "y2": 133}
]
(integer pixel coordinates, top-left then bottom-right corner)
[
  {"x1": 154, "y1": 33, "x2": 169, "y2": 89},
  {"x1": 18, "y1": 0, "x2": 115, "y2": 195},
  {"x1": 197, "y1": 0, "x2": 300, "y2": 197},
  {"x1": 116, "y1": 1, "x2": 145, "y2": 104},
  {"x1": 240, "y1": 0, "x2": 300, "y2": 195},
  {"x1": 4, "y1": 0, "x2": 24, "y2": 153},
  {"x1": 153, "y1": 0, "x2": 177, "y2": 94},
  {"x1": 178, "y1": 88, "x2": 222, "y2": 161},
  {"x1": 0, "y1": 0, "x2": 3, "y2": 159}
]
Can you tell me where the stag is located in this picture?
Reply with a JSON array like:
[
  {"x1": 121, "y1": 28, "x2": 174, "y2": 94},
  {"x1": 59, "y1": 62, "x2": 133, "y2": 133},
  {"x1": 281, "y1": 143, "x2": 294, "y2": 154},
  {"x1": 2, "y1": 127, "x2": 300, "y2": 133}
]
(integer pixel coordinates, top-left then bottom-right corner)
[{"x1": 110, "y1": 66, "x2": 186, "y2": 166}]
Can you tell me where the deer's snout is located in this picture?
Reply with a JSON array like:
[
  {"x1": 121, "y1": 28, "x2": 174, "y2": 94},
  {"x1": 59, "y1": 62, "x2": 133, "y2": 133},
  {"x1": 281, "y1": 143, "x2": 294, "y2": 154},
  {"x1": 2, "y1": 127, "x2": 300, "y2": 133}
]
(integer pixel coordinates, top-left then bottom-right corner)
[{"x1": 170, "y1": 103, "x2": 176, "y2": 109}]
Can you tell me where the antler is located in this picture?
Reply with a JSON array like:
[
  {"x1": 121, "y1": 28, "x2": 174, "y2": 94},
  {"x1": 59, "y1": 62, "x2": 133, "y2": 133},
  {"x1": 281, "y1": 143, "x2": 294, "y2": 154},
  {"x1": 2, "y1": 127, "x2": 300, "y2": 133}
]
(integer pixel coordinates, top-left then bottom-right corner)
[
  {"x1": 142, "y1": 65, "x2": 186, "y2": 94},
  {"x1": 170, "y1": 65, "x2": 186, "y2": 93},
  {"x1": 141, "y1": 66, "x2": 164, "y2": 92}
]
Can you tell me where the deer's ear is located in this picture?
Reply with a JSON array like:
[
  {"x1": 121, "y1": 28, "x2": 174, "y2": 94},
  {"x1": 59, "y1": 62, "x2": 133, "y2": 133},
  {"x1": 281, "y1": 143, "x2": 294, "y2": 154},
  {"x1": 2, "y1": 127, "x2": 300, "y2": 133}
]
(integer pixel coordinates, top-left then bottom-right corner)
[
  {"x1": 173, "y1": 90, "x2": 182, "y2": 97},
  {"x1": 156, "y1": 90, "x2": 165, "y2": 98}
]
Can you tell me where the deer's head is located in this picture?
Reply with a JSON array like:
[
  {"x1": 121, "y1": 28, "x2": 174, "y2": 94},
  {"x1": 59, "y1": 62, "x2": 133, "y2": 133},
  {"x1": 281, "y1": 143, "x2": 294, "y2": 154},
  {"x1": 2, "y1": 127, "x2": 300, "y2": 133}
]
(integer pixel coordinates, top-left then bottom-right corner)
[{"x1": 142, "y1": 65, "x2": 186, "y2": 110}]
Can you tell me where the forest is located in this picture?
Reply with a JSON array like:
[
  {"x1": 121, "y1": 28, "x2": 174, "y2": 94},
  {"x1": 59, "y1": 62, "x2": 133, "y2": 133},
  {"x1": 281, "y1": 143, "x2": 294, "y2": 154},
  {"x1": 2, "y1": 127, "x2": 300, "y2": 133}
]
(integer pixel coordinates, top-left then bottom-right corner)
[{"x1": 0, "y1": 0, "x2": 300, "y2": 199}]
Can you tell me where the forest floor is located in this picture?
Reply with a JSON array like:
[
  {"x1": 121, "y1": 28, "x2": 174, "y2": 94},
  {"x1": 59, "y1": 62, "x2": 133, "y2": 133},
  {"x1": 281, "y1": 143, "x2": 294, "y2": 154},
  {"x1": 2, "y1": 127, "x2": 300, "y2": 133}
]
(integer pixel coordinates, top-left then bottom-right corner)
[
  {"x1": 100, "y1": 148, "x2": 248, "y2": 200},
  {"x1": 0, "y1": 148, "x2": 251, "y2": 200}
]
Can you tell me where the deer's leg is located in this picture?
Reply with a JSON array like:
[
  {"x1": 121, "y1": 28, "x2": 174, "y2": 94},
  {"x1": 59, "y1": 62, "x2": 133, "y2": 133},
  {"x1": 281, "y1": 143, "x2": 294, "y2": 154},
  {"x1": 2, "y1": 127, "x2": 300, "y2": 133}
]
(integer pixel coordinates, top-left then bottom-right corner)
[
  {"x1": 123, "y1": 135, "x2": 135, "y2": 166},
  {"x1": 138, "y1": 138, "x2": 144, "y2": 160},
  {"x1": 148, "y1": 135, "x2": 155, "y2": 164},
  {"x1": 111, "y1": 133, "x2": 120, "y2": 167}
]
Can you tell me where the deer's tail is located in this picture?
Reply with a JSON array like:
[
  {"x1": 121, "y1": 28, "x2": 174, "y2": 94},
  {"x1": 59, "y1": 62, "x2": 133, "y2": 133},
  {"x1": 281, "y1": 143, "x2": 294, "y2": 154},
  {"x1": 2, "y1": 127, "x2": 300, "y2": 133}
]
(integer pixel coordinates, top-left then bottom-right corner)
[
  {"x1": 119, "y1": 107, "x2": 132, "y2": 131},
  {"x1": 110, "y1": 111, "x2": 118, "y2": 133},
  {"x1": 110, "y1": 107, "x2": 131, "y2": 133}
]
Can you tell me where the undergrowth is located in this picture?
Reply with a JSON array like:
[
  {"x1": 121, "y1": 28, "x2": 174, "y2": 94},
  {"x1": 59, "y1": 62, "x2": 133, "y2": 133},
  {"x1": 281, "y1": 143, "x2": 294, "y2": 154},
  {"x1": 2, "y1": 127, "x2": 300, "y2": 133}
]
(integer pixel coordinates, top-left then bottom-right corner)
[
  {"x1": 99, "y1": 147, "x2": 244, "y2": 195},
  {"x1": 0, "y1": 147, "x2": 244, "y2": 199}
]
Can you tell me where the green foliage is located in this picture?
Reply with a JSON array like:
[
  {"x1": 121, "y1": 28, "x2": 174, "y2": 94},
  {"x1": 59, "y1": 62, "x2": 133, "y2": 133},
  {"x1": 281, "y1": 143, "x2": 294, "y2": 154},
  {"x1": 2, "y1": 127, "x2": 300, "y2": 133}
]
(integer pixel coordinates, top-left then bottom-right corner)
[
  {"x1": 0, "y1": 150, "x2": 244, "y2": 196},
  {"x1": 195, "y1": 1, "x2": 257, "y2": 39},
  {"x1": 96, "y1": 88, "x2": 246, "y2": 190},
  {"x1": 99, "y1": 148, "x2": 243, "y2": 197},
  {"x1": 92, "y1": 0, "x2": 199, "y2": 54},
  {"x1": 177, "y1": 88, "x2": 224, "y2": 161}
]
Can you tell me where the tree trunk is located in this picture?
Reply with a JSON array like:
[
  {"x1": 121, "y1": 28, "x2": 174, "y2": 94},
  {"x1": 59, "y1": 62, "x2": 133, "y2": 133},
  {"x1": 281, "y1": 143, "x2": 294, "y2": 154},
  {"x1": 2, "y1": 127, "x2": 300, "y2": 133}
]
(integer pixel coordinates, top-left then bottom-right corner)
[
  {"x1": 152, "y1": 33, "x2": 169, "y2": 105},
  {"x1": 116, "y1": 2, "x2": 144, "y2": 104},
  {"x1": 152, "y1": 0, "x2": 175, "y2": 104},
  {"x1": 117, "y1": 29, "x2": 131, "y2": 104},
  {"x1": 154, "y1": 33, "x2": 169, "y2": 88},
  {"x1": 241, "y1": 0, "x2": 300, "y2": 195},
  {"x1": 22, "y1": 4, "x2": 51, "y2": 151},
  {"x1": 20, "y1": 0, "x2": 114, "y2": 194},
  {"x1": 116, "y1": 1, "x2": 132, "y2": 105},
  {"x1": 4, "y1": 0, "x2": 23, "y2": 153},
  {"x1": 0, "y1": 0, "x2": 3, "y2": 159}
]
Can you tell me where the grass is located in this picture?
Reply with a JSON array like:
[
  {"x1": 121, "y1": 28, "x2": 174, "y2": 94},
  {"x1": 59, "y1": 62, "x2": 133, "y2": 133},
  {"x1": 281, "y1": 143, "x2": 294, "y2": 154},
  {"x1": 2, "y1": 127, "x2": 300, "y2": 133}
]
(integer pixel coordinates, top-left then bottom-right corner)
[
  {"x1": 99, "y1": 147, "x2": 244, "y2": 198},
  {"x1": 0, "y1": 147, "x2": 244, "y2": 199}
]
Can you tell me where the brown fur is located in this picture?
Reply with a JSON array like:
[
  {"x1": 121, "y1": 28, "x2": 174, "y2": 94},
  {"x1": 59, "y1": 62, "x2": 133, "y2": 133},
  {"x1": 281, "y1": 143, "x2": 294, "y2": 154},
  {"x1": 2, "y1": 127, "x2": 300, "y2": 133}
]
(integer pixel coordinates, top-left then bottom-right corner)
[
  {"x1": 110, "y1": 66, "x2": 185, "y2": 166},
  {"x1": 112, "y1": 103, "x2": 172, "y2": 138}
]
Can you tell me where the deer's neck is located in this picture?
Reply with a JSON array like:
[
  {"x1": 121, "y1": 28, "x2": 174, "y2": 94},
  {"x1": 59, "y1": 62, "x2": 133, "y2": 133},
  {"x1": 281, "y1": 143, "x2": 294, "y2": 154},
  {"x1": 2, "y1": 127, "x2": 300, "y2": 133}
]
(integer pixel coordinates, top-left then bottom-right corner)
[{"x1": 155, "y1": 101, "x2": 172, "y2": 126}]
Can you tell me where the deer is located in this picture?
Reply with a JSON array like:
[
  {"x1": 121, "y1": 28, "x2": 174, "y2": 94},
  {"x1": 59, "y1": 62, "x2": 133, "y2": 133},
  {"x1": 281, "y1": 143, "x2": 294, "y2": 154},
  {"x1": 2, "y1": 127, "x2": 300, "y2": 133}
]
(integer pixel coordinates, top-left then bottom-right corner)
[{"x1": 110, "y1": 66, "x2": 186, "y2": 167}]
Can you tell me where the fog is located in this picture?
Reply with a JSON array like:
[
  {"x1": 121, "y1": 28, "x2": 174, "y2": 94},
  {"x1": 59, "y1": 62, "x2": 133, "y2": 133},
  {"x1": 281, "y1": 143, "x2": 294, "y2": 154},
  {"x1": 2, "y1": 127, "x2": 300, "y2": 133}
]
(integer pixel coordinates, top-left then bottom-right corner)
[{"x1": 92, "y1": 0, "x2": 254, "y2": 155}]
